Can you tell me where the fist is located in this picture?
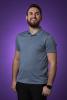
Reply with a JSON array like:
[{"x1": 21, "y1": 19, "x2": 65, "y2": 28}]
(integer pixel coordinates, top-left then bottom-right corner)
[
  {"x1": 11, "y1": 81, "x2": 16, "y2": 92},
  {"x1": 42, "y1": 86, "x2": 52, "y2": 96}
]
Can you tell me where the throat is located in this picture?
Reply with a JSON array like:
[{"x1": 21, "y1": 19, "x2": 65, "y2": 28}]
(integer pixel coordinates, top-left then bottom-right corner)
[{"x1": 29, "y1": 26, "x2": 41, "y2": 35}]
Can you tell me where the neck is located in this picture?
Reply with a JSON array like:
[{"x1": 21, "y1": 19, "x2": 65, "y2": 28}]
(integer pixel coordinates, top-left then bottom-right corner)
[{"x1": 29, "y1": 26, "x2": 41, "y2": 35}]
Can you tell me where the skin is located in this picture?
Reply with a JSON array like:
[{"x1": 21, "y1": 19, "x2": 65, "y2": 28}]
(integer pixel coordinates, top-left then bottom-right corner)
[
  {"x1": 42, "y1": 53, "x2": 57, "y2": 96},
  {"x1": 26, "y1": 7, "x2": 42, "y2": 34},
  {"x1": 11, "y1": 51, "x2": 20, "y2": 92},
  {"x1": 11, "y1": 7, "x2": 57, "y2": 96}
]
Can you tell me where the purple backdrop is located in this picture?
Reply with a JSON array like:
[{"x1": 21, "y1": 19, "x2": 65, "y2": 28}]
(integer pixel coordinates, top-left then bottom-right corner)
[{"x1": 0, "y1": 0, "x2": 67, "y2": 100}]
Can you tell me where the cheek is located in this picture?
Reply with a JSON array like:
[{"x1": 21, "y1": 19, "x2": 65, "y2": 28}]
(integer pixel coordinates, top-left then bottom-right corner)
[
  {"x1": 26, "y1": 16, "x2": 31, "y2": 21},
  {"x1": 27, "y1": 17, "x2": 30, "y2": 21},
  {"x1": 38, "y1": 17, "x2": 41, "y2": 21},
  {"x1": 28, "y1": 16, "x2": 32, "y2": 19}
]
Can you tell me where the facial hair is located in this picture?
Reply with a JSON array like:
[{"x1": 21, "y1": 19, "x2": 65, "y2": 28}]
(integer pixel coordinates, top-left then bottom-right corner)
[{"x1": 27, "y1": 19, "x2": 40, "y2": 28}]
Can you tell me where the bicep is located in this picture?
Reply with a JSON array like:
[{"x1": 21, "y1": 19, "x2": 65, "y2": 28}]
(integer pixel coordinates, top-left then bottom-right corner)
[
  {"x1": 14, "y1": 50, "x2": 20, "y2": 61},
  {"x1": 47, "y1": 53, "x2": 57, "y2": 65}
]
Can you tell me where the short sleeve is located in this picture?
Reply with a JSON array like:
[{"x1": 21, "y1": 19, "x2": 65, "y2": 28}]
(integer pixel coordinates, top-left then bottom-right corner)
[
  {"x1": 15, "y1": 36, "x2": 20, "y2": 51},
  {"x1": 45, "y1": 36, "x2": 57, "y2": 53}
]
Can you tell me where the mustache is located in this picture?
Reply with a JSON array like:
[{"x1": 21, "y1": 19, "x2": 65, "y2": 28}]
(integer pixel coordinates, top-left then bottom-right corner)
[{"x1": 30, "y1": 18, "x2": 37, "y2": 20}]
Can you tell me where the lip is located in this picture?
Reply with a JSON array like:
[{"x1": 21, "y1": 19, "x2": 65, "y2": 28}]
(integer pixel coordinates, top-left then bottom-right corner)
[
  {"x1": 31, "y1": 19, "x2": 37, "y2": 21},
  {"x1": 32, "y1": 18, "x2": 36, "y2": 19}
]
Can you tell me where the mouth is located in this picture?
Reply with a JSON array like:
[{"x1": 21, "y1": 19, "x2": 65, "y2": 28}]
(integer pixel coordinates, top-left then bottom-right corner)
[
  {"x1": 31, "y1": 18, "x2": 37, "y2": 21},
  {"x1": 31, "y1": 19, "x2": 37, "y2": 23}
]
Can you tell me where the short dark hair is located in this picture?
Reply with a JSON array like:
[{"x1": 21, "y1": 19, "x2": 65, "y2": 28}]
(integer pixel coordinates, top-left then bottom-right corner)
[{"x1": 26, "y1": 4, "x2": 42, "y2": 15}]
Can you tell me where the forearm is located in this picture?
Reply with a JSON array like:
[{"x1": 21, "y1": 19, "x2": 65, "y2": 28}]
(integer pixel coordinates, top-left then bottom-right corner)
[
  {"x1": 47, "y1": 63, "x2": 57, "y2": 85},
  {"x1": 12, "y1": 59, "x2": 19, "y2": 81}
]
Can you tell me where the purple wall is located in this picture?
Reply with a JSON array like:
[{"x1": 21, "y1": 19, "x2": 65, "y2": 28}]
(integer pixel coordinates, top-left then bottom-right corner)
[{"x1": 0, "y1": 0, "x2": 67, "y2": 100}]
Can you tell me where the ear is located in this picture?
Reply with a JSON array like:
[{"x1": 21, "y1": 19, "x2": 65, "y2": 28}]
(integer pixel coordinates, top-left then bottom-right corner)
[
  {"x1": 40, "y1": 15, "x2": 42, "y2": 21},
  {"x1": 26, "y1": 16, "x2": 27, "y2": 20}
]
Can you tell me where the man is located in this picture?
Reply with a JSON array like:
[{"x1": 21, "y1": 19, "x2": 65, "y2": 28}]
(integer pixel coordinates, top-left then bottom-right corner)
[{"x1": 12, "y1": 4, "x2": 57, "y2": 100}]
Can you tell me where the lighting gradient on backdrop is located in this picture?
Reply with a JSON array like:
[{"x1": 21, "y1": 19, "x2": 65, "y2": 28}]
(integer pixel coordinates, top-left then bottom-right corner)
[{"x1": 0, "y1": 0, "x2": 67, "y2": 100}]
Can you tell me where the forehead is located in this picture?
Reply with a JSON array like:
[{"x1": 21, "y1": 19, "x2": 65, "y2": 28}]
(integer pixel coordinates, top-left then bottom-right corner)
[{"x1": 28, "y1": 7, "x2": 40, "y2": 13}]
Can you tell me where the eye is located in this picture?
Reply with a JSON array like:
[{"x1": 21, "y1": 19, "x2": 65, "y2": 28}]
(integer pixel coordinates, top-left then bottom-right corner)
[
  {"x1": 28, "y1": 12, "x2": 33, "y2": 15},
  {"x1": 36, "y1": 12, "x2": 40, "y2": 16}
]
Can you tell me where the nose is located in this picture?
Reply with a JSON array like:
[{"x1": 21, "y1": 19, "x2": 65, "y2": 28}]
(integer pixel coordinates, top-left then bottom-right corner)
[{"x1": 32, "y1": 13, "x2": 36, "y2": 18}]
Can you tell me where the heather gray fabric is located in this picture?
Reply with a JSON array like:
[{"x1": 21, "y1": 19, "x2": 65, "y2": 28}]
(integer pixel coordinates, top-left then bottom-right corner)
[{"x1": 16, "y1": 29, "x2": 57, "y2": 84}]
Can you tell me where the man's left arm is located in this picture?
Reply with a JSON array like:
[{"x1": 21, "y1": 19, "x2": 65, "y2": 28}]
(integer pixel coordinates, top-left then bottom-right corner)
[
  {"x1": 42, "y1": 52, "x2": 57, "y2": 96},
  {"x1": 47, "y1": 52, "x2": 57, "y2": 86}
]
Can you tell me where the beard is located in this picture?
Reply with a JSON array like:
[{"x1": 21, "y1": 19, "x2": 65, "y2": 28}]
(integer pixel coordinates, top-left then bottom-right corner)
[{"x1": 27, "y1": 19, "x2": 40, "y2": 28}]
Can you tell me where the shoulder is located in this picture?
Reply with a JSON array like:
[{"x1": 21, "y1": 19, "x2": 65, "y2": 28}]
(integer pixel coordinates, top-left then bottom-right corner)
[
  {"x1": 17, "y1": 31, "x2": 28, "y2": 37},
  {"x1": 15, "y1": 31, "x2": 28, "y2": 42},
  {"x1": 16, "y1": 31, "x2": 28, "y2": 39},
  {"x1": 41, "y1": 30, "x2": 53, "y2": 40},
  {"x1": 42, "y1": 30, "x2": 56, "y2": 44}
]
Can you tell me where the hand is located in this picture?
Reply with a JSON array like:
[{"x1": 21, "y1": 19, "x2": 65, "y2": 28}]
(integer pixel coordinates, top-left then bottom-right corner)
[
  {"x1": 11, "y1": 80, "x2": 16, "y2": 92},
  {"x1": 42, "y1": 86, "x2": 52, "y2": 96}
]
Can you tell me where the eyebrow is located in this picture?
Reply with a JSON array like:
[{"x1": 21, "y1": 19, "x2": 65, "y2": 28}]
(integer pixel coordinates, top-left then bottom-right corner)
[{"x1": 28, "y1": 11, "x2": 40, "y2": 13}]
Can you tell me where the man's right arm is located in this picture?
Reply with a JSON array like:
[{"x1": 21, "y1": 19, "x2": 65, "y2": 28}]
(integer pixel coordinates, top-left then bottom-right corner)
[{"x1": 11, "y1": 50, "x2": 20, "y2": 91}]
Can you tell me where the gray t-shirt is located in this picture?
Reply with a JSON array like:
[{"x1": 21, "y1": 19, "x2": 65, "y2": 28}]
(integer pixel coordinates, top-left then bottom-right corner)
[{"x1": 16, "y1": 29, "x2": 57, "y2": 84}]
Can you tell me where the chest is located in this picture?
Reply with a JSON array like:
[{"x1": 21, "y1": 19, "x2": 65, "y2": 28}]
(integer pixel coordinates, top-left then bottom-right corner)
[{"x1": 19, "y1": 35, "x2": 46, "y2": 53}]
